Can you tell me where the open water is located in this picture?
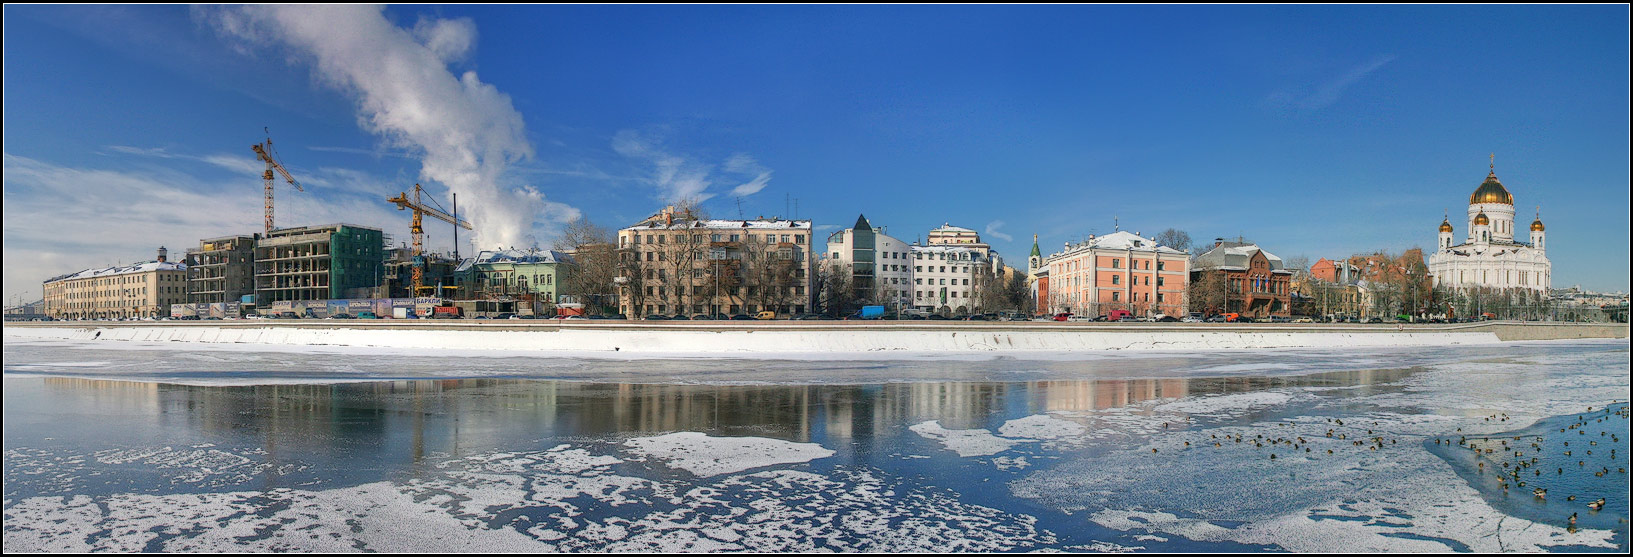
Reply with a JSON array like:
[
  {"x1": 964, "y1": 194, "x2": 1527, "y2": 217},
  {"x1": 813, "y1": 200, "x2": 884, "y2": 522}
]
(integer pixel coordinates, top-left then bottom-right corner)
[{"x1": 3, "y1": 337, "x2": 1628, "y2": 552}]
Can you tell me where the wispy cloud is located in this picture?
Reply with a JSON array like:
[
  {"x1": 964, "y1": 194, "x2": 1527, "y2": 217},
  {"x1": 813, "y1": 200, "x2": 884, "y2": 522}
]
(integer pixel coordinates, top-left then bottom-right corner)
[
  {"x1": 2, "y1": 153, "x2": 414, "y2": 301},
  {"x1": 984, "y1": 220, "x2": 1014, "y2": 242},
  {"x1": 1266, "y1": 55, "x2": 1397, "y2": 114},
  {"x1": 611, "y1": 132, "x2": 777, "y2": 205},
  {"x1": 612, "y1": 130, "x2": 715, "y2": 203},
  {"x1": 203, "y1": 5, "x2": 572, "y2": 249},
  {"x1": 724, "y1": 153, "x2": 774, "y2": 198},
  {"x1": 104, "y1": 145, "x2": 264, "y2": 175}
]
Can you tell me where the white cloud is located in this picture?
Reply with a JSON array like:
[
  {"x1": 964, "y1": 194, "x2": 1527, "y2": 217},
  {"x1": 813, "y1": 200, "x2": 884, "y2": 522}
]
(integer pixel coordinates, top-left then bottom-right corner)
[
  {"x1": 205, "y1": 5, "x2": 570, "y2": 250},
  {"x1": 985, "y1": 220, "x2": 1014, "y2": 242}
]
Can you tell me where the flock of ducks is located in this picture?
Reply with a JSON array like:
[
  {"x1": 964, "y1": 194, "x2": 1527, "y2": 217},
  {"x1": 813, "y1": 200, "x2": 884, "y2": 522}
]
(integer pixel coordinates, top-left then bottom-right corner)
[
  {"x1": 1436, "y1": 404, "x2": 1627, "y2": 531},
  {"x1": 1164, "y1": 402, "x2": 1625, "y2": 532}
]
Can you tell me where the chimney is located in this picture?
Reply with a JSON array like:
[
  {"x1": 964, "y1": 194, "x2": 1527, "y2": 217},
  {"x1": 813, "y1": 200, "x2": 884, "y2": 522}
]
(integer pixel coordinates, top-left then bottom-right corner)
[
  {"x1": 157, "y1": 246, "x2": 168, "y2": 263},
  {"x1": 1215, "y1": 238, "x2": 1225, "y2": 248}
]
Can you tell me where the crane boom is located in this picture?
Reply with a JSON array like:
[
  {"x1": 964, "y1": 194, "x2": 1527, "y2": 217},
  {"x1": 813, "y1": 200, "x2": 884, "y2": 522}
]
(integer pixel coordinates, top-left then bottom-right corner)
[
  {"x1": 252, "y1": 132, "x2": 305, "y2": 234},
  {"x1": 387, "y1": 183, "x2": 473, "y2": 297}
]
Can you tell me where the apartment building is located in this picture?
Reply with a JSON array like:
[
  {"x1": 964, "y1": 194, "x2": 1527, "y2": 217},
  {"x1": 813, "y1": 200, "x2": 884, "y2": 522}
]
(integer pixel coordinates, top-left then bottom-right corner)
[
  {"x1": 42, "y1": 247, "x2": 189, "y2": 320},
  {"x1": 1041, "y1": 231, "x2": 1190, "y2": 318},
  {"x1": 617, "y1": 206, "x2": 812, "y2": 317}
]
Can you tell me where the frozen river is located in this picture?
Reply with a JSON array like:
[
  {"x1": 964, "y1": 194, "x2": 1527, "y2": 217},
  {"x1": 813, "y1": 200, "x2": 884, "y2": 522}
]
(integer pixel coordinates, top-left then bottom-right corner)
[{"x1": 3, "y1": 337, "x2": 1628, "y2": 552}]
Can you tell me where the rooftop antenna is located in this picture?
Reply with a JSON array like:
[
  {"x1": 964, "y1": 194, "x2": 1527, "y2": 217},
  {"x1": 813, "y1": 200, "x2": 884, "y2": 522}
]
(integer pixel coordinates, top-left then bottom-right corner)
[
  {"x1": 1114, "y1": 215, "x2": 1119, "y2": 232},
  {"x1": 785, "y1": 193, "x2": 790, "y2": 219},
  {"x1": 736, "y1": 196, "x2": 744, "y2": 219}
]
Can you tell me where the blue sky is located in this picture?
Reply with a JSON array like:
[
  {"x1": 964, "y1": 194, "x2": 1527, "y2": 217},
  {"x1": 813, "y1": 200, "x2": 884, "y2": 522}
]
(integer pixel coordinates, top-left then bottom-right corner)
[{"x1": 4, "y1": 5, "x2": 1628, "y2": 303}]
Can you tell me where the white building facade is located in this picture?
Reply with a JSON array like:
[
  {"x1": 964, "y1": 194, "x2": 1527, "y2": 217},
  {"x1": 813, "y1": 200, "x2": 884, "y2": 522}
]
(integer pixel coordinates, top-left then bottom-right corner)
[
  {"x1": 825, "y1": 215, "x2": 913, "y2": 309},
  {"x1": 1428, "y1": 167, "x2": 1550, "y2": 293},
  {"x1": 910, "y1": 223, "x2": 1003, "y2": 315}
]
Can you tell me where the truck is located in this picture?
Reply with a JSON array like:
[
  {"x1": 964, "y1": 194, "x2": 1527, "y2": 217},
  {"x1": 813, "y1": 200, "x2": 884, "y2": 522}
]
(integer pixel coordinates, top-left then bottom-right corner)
[
  {"x1": 853, "y1": 305, "x2": 885, "y2": 320},
  {"x1": 1106, "y1": 309, "x2": 1133, "y2": 322},
  {"x1": 432, "y1": 306, "x2": 462, "y2": 319}
]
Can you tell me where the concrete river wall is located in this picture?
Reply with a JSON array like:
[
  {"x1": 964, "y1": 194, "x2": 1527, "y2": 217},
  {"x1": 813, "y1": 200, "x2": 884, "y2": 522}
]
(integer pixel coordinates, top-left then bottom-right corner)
[{"x1": 5, "y1": 321, "x2": 1625, "y2": 354}]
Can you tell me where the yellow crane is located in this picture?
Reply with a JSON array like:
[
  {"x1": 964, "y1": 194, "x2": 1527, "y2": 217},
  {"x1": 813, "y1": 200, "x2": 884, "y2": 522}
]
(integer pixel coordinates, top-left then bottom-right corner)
[
  {"x1": 251, "y1": 128, "x2": 305, "y2": 234},
  {"x1": 387, "y1": 183, "x2": 473, "y2": 296}
]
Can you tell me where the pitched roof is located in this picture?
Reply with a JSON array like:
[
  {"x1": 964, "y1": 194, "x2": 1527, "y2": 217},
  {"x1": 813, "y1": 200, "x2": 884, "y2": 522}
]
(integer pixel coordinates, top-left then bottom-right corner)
[
  {"x1": 45, "y1": 261, "x2": 188, "y2": 284},
  {"x1": 1192, "y1": 241, "x2": 1285, "y2": 271}
]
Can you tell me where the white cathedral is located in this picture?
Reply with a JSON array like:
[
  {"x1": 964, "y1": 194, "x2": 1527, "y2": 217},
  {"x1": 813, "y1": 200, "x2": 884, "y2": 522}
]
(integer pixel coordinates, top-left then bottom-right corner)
[{"x1": 1427, "y1": 163, "x2": 1550, "y2": 293}]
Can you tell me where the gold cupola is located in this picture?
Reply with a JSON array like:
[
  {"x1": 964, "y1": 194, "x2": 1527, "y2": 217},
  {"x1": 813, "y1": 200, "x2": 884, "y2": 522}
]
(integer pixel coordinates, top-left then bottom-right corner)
[
  {"x1": 1470, "y1": 171, "x2": 1514, "y2": 205},
  {"x1": 1530, "y1": 218, "x2": 1545, "y2": 231},
  {"x1": 1473, "y1": 212, "x2": 1490, "y2": 226},
  {"x1": 1439, "y1": 218, "x2": 1454, "y2": 233}
]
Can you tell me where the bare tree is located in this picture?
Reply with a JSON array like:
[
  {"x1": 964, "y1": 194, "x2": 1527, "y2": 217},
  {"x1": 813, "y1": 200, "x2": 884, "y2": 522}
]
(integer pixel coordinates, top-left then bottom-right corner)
[
  {"x1": 554, "y1": 216, "x2": 619, "y2": 315},
  {"x1": 1154, "y1": 228, "x2": 1192, "y2": 252}
]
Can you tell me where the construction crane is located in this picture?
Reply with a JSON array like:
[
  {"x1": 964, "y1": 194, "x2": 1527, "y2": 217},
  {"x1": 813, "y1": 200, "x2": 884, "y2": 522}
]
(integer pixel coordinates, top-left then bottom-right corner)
[
  {"x1": 387, "y1": 183, "x2": 473, "y2": 296},
  {"x1": 251, "y1": 128, "x2": 305, "y2": 234}
]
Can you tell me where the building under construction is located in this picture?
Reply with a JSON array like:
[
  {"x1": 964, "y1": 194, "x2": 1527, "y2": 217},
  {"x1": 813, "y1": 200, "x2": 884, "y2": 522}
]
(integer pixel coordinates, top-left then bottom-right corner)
[
  {"x1": 254, "y1": 224, "x2": 384, "y2": 304},
  {"x1": 186, "y1": 234, "x2": 256, "y2": 304}
]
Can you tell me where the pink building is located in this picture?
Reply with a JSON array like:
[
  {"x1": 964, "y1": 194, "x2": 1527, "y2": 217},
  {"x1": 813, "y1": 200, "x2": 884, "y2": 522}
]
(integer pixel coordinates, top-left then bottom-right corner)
[{"x1": 1040, "y1": 231, "x2": 1189, "y2": 318}]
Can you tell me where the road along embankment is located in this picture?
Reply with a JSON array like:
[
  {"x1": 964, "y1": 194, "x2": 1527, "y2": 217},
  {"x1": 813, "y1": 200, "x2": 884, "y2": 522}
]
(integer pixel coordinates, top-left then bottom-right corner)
[{"x1": 8, "y1": 321, "x2": 1619, "y2": 354}]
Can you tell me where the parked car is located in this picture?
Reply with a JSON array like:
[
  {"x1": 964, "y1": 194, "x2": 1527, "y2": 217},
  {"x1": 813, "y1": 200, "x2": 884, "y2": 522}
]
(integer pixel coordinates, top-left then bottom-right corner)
[
  {"x1": 669, "y1": 315, "x2": 691, "y2": 320},
  {"x1": 754, "y1": 311, "x2": 778, "y2": 320},
  {"x1": 494, "y1": 313, "x2": 518, "y2": 320},
  {"x1": 1293, "y1": 317, "x2": 1314, "y2": 323},
  {"x1": 327, "y1": 313, "x2": 354, "y2": 319},
  {"x1": 642, "y1": 314, "x2": 668, "y2": 321},
  {"x1": 277, "y1": 312, "x2": 300, "y2": 319},
  {"x1": 691, "y1": 314, "x2": 715, "y2": 320},
  {"x1": 1052, "y1": 312, "x2": 1073, "y2": 322},
  {"x1": 1157, "y1": 315, "x2": 1180, "y2": 322}
]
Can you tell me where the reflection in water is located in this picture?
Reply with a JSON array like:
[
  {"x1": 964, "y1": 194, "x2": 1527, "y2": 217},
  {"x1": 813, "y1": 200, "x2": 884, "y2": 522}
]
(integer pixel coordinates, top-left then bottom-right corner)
[{"x1": 32, "y1": 367, "x2": 1418, "y2": 464}]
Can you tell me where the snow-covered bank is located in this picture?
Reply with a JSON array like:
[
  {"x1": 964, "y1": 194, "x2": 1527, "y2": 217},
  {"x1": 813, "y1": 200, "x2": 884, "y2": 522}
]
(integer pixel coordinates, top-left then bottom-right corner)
[{"x1": 4, "y1": 324, "x2": 1502, "y2": 355}]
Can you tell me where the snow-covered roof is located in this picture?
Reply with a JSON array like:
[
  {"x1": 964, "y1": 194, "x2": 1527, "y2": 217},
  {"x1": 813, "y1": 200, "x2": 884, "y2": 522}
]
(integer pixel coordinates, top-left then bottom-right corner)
[
  {"x1": 623, "y1": 218, "x2": 812, "y2": 232},
  {"x1": 45, "y1": 261, "x2": 187, "y2": 284},
  {"x1": 930, "y1": 223, "x2": 977, "y2": 234},
  {"x1": 1192, "y1": 241, "x2": 1285, "y2": 271},
  {"x1": 1046, "y1": 231, "x2": 1186, "y2": 260},
  {"x1": 455, "y1": 249, "x2": 572, "y2": 272}
]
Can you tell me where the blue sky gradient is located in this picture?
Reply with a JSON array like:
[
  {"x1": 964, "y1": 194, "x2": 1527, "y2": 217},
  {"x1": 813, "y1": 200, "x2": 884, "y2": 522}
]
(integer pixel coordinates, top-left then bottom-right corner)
[{"x1": 4, "y1": 5, "x2": 1628, "y2": 302}]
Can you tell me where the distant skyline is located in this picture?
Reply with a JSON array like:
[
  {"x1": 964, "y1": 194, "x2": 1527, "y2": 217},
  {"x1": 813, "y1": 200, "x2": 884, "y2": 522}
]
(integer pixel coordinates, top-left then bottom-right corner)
[{"x1": 4, "y1": 5, "x2": 1628, "y2": 302}]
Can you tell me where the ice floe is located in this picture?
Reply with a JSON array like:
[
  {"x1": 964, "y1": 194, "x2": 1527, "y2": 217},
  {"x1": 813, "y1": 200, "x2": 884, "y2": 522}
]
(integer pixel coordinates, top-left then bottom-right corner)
[
  {"x1": 623, "y1": 433, "x2": 834, "y2": 477},
  {"x1": 909, "y1": 420, "x2": 1021, "y2": 457}
]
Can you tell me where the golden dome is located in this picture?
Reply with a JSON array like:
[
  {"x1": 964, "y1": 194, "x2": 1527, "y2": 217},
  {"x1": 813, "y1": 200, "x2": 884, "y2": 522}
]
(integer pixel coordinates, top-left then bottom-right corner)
[
  {"x1": 1439, "y1": 219, "x2": 1454, "y2": 233},
  {"x1": 1470, "y1": 172, "x2": 1514, "y2": 205},
  {"x1": 1473, "y1": 212, "x2": 1490, "y2": 226},
  {"x1": 1530, "y1": 219, "x2": 1545, "y2": 232}
]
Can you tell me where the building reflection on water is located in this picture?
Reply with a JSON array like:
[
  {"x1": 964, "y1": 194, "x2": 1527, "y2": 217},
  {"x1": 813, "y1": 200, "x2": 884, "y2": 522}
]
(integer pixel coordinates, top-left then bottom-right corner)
[{"x1": 36, "y1": 367, "x2": 1414, "y2": 463}]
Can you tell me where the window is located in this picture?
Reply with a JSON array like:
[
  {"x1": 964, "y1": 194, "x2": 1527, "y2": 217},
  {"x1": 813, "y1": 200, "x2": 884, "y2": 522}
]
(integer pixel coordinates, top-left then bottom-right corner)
[
  {"x1": 1112, "y1": 292, "x2": 1120, "y2": 301},
  {"x1": 1112, "y1": 259, "x2": 1120, "y2": 269},
  {"x1": 1112, "y1": 275, "x2": 1120, "y2": 285}
]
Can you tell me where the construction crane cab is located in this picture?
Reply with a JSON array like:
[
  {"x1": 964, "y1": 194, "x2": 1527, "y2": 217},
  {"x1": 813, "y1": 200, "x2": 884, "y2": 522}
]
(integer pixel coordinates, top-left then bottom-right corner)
[{"x1": 387, "y1": 184, "x2": 473, "y2": 297}]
